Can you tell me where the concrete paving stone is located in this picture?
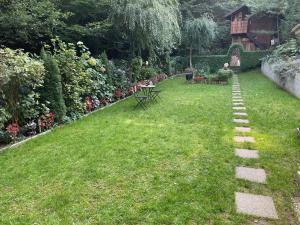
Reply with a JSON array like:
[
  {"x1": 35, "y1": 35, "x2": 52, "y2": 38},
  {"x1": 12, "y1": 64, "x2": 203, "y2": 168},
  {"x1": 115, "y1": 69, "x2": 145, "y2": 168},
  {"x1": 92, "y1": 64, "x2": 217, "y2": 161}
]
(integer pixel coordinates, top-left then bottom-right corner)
[
  {"x1": 235, "y1": 148, "x2": 259, "y2": 159},
  {"x1": 234, "y1": 136, "x2": 255, "y2": 143},
  {"x1": 234, "y1": 112, "x2": 247, "y2": 116},
  {"x1": 233, "y1": 107, "x2": 246, "y2": 110},
  {"x1": 233, "y1": 99, "x2": 243, "y2": 102},
  {"x1": 233, "y1": 119, "x2": 249, "y2": 124},
  {"x1": 235, "y1": 127, "x2": 251, "y2": 132},
  {"x1": 233, "y1": 102, "x2": 244, "y2": 106},
  {"x1": 232, "y1": 97, "x2": 243, "y2": 100},
  {"x1": 236, "y1": 166, "x2": 266, "y2": 183},
  {"x1": 235, "y1": 192, "x2": 278, "y2": 219}
]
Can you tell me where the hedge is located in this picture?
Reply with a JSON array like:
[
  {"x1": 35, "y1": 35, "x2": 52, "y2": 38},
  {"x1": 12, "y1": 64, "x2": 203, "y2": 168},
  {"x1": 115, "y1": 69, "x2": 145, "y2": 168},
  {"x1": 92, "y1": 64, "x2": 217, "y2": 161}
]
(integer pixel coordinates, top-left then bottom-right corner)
[
  {"x1": 240, "y1": 51, "x2": 271, "y2": 71},
  {"x1": 181, "y1": 44, "x2": 270, "y2": 73}
]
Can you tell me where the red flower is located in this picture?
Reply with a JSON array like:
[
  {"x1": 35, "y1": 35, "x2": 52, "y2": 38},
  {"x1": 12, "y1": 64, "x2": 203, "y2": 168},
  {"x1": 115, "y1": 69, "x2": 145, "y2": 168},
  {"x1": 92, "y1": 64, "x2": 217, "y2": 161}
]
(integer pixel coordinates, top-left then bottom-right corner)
[
  {"x1": 6, "y1": 123, "x2": 20, "y2": 143},
  {"x1": 85, "y1": 96, "x2": 94, "y2": 112},
  {"x1": 114, "y1": 89, "x2": 123, "y2": 99}
]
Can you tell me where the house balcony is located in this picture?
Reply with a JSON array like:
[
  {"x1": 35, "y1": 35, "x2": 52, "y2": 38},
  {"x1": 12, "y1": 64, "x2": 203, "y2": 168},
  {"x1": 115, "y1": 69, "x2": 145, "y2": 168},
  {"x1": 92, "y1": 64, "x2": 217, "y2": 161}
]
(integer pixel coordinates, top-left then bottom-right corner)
[{"x1": 231, "y1": 21, "x2": 248, "y2": 34}]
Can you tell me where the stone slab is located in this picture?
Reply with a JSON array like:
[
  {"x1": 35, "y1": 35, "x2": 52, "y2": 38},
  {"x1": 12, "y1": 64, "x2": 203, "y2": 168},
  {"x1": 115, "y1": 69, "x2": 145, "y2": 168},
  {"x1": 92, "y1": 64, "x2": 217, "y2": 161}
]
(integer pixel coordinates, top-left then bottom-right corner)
[
  {"x1": 235, "y1": 192, "x2": 278, "y2": 219},
  {"x1": 233, "y1": 119, "x2": 249, "y2": 124},
  {"x1": 233, "y1": 107, "x2": 246, "y2": 111},
  {"x1": 235, "y1": 148, "x2": 259, "y2": 159},
  {"x1": 235, "y1": 127, "x2": 251, "y2": 132},
  {"x1": 236, "y1": 167, "x2": 266, "y2": 183},
  {"x1": 234, "y1": 112, "x2": 247, "y2": 116},
  {"x1": 233, "y1": 99, "x2": 244, "y2": 103},
  {"x1": 233, "y1": 102, "x2": 244, "y2": 106},
  {"x1": 234, "y1": 136, "x2": 255, "y2": 143}
]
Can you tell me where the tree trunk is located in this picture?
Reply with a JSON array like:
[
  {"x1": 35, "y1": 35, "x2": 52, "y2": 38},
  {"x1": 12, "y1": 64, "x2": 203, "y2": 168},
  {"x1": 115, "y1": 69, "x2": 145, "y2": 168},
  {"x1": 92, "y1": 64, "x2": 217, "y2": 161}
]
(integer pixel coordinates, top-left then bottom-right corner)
[{"x1": 189, "y1": 46, "x2": 193, "y2": 68}]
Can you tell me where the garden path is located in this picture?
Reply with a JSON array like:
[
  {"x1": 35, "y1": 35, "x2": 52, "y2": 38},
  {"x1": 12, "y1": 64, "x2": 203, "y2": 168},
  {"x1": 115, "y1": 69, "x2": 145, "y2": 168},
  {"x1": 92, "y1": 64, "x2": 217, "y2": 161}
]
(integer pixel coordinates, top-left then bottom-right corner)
[{"x1": 232, "y1": 74, "x2": 278, "y2": 220}]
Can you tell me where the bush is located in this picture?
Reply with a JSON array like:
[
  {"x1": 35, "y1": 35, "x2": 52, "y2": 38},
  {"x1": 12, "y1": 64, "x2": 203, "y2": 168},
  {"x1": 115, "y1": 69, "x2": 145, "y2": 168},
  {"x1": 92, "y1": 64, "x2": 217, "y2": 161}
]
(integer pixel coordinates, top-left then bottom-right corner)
[
  {"x1": 217, "y1": 68, "x2": 233, "y2": 81},
  {"x1": 0, "y1": 130, "x2": 11, "y2": 144},
  {"x1": 0, "y1": 47, "x2": 45, "y2": 125},
  {"x1": 131, "y1": 57, "x2": 143, "y2": 82},
  {"x1": 140, "y1": 66, "x2": 157, "y2": 80},
  {"x1": 241, "y1": 51, "x2": 270, "y2": 71},
  {"x1": 51, "y1": 38, "x2": 92, "y2": 117},
  {"x1": 40, "y1": 49, "x2": 66, "y2": 122},
  {"x1": 191, "y1": 55, "x2": 229, "y2": 73}
]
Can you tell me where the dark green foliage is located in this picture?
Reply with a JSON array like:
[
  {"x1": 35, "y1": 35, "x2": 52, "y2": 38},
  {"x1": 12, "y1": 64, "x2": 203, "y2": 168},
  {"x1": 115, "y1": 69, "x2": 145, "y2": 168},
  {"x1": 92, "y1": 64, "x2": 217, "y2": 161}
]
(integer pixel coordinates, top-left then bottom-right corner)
[
  {"x1": 217, "y1": 68, "x2": 233, "y2": 81},
  {"x1": 140, "y1": 67, "x2": 157, "y2": 80},
  {"x1": 131, "y1": 57, "x2": 143, "y2": 83},
  {"x1": 191, "y1": 55, "x2": 229, "y2": 73},
  {"x1": 40, "y1": 49, "x2": 66, "y2": 122},
  {"x1": 0, "y1": 130, "x2": 11, "y2": 144},
  {"x1": 240, "y1": 51, "x2": 270, "y2": 71},
  {"x1": 0, "y1": 0, "x2": 65, "y2": 52},
  {"x1": 182, "y1": 44, "x2": 270, "y2": 73}
]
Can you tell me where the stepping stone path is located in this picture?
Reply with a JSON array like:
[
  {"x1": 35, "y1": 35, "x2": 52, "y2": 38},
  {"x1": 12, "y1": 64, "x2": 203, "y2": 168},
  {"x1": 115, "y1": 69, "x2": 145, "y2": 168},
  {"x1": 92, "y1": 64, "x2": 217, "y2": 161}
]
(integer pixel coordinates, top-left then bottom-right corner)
[
  {"x1": 231, "y1": 75, "x2": 278, "y2": 220},
  {"x1": 233, "y1": 102, "x2": 244, "y2": 106},
  {"x1": 235, "y1": 193, "x2": 278, "y2": 219},
  {"x1": 235, "y1": 148, "x2": 259, "y2": 159},
  {"x1": 233, "y1": 106, "x2": 246, "y2": 110},
  {"x1": 236, "y1": 167, "x2": 266, "y2": 183},
  {"x1": 234, "y1": 112, "x2": 247, "y2": 116},
  {"x1": 235, "y1": 127, "x2": 251, "y2": 132},
  {"x1": 233, "y1": 119, "x2": 249, "y2": 124},
  {"x1": 234, "y1": 136, "x2": 255, "y2": 143}
]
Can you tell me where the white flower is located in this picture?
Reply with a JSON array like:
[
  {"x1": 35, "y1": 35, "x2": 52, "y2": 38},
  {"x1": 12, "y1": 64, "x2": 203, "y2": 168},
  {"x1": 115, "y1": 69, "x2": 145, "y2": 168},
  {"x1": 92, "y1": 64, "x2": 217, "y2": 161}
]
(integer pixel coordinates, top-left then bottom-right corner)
[
  {"x1": 145, "y1": 61, "x2": 149, "y2": 66},
  {"x1": 77, "y1": 41, "x2": 84, "y2": 45},
  {"x1": 224, "y1": 63, "x2": 229, "y2": 68}
]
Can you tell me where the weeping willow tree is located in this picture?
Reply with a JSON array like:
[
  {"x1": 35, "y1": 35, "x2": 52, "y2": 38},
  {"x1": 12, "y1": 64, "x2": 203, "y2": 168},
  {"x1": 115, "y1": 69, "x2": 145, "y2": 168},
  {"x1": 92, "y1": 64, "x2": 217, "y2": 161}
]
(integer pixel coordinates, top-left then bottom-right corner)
[
  {"x1": 184, "y1": 16, "x2": 217, "y2": 68},
  {"x1": 110, "y1": 0, "x2": 181, "y2": 60}
]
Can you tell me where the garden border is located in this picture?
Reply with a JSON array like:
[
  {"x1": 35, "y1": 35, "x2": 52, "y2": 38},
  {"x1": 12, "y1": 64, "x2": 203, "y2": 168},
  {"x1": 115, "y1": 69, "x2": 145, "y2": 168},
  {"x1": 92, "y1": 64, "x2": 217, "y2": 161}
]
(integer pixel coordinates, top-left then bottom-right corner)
[{"x1": 0, "y1": 75, "x2": 173, "y2": 153}]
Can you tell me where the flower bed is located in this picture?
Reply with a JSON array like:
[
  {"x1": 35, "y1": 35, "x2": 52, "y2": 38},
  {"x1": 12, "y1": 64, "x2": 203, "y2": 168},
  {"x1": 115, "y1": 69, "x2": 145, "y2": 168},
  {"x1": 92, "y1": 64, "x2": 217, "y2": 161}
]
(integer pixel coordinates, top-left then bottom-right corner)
[{"x1": 0, "y1": 38, "x2": 169, "y2": 148}]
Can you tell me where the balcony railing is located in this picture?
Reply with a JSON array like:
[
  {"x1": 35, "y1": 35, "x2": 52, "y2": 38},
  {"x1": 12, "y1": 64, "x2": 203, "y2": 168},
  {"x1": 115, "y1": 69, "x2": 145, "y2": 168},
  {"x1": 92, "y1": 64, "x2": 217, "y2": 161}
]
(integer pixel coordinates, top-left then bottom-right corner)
[{"x1": 231, "y1": 21, "x2": 248, "y2": 34}]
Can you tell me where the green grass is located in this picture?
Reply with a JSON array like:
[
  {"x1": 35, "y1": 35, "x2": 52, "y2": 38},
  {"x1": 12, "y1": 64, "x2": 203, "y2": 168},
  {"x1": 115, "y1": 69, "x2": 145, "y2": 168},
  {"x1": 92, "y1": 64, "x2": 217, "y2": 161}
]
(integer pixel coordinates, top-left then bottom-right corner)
[{"x1": 0, "y1": 72, "x2": 300, "y2": 224}]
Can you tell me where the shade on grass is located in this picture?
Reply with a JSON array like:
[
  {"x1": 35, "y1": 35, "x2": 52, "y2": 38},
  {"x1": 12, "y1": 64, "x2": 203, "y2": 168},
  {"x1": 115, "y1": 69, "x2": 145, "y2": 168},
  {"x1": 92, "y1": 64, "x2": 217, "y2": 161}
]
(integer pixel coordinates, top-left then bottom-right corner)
[{"x1": 0, "y1": 71, "x2": 300, "y2": 224}]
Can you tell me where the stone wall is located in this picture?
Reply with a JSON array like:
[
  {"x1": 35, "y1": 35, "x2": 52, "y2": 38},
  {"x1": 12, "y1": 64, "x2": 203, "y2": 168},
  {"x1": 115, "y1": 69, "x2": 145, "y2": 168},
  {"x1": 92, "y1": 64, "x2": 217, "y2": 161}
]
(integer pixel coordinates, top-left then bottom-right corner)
[{"x1": 261, "y1": 60, "x2": 300, "y2": 99}]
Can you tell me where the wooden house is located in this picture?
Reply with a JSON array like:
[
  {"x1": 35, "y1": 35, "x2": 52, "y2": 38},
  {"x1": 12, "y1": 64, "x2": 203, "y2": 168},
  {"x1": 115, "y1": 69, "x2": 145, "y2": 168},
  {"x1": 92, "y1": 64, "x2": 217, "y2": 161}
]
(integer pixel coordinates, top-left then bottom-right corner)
[{"x1": 225, "y1": 5, "x2": 280, "y2": 51}]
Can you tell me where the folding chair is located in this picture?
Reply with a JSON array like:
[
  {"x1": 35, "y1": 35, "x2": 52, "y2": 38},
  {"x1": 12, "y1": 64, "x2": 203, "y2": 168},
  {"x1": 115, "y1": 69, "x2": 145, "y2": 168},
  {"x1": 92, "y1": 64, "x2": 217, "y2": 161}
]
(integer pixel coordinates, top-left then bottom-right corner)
[
  {"x1": 151, "y1": 89, "x2": 161, "y2": 102},
  {"x1": 134, "y1": 93, "x2": 148, "y2": 110}
]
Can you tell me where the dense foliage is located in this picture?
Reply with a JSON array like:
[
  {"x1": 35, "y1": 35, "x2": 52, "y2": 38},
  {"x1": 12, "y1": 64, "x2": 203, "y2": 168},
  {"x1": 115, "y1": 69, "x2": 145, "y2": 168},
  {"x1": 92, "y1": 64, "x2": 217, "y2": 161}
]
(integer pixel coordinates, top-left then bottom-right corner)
[
  {"x1": 0, "y1": 37, "x2": 168, "y2": 144},
  {"x1": 40, "y1": 49, "x2": 66, "y2": 122}
]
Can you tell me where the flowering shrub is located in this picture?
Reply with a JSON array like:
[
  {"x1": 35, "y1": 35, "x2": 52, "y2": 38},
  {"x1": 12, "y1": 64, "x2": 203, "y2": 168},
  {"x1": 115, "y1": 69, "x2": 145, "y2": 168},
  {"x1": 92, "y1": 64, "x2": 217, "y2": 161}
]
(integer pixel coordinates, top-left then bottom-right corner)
[
  {"x1": 0, "y1": 39, "x2": 170, "y2": 146},
  {"x1": 85, "y1": 96, "x2": 94, "y2": 112},
  {"x1": 114, "y1": 89, "x2": 123, "y2": 99},
  {"x1": 0, "y1": 47, "x2": 45, "y2": 126},
  {"x1": 38, "y1": 113, "x2": 55, "y2": 131},
  {"x1": 193, "y1": 76, "x2": 205, "y2": 82},
  {"x1": 6, "y1": 123, "x2": 19, "y2": 143}
]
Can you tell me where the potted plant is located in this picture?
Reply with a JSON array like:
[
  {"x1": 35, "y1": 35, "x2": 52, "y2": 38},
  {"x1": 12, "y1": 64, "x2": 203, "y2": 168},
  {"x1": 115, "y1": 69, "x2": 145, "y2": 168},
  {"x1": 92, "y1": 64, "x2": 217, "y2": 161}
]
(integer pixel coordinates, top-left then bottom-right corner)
[{"x1": 185, "y1": 67, "x2": 194, "y2": 81}]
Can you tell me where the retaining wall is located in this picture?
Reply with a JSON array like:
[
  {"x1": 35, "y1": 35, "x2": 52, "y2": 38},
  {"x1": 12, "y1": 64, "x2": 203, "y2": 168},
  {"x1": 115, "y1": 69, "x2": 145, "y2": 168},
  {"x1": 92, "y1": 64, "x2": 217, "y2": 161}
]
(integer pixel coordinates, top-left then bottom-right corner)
[{"x1": 261, "y1": 60, "x2": 300, "y2": 99}]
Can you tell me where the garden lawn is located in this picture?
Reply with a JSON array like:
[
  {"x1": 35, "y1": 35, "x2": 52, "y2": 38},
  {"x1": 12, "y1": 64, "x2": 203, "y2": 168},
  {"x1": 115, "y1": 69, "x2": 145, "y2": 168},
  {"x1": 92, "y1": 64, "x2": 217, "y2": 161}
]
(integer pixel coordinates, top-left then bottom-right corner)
[{"x1": 0, "y1": 72, "x2": 300, "y2": 224}]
